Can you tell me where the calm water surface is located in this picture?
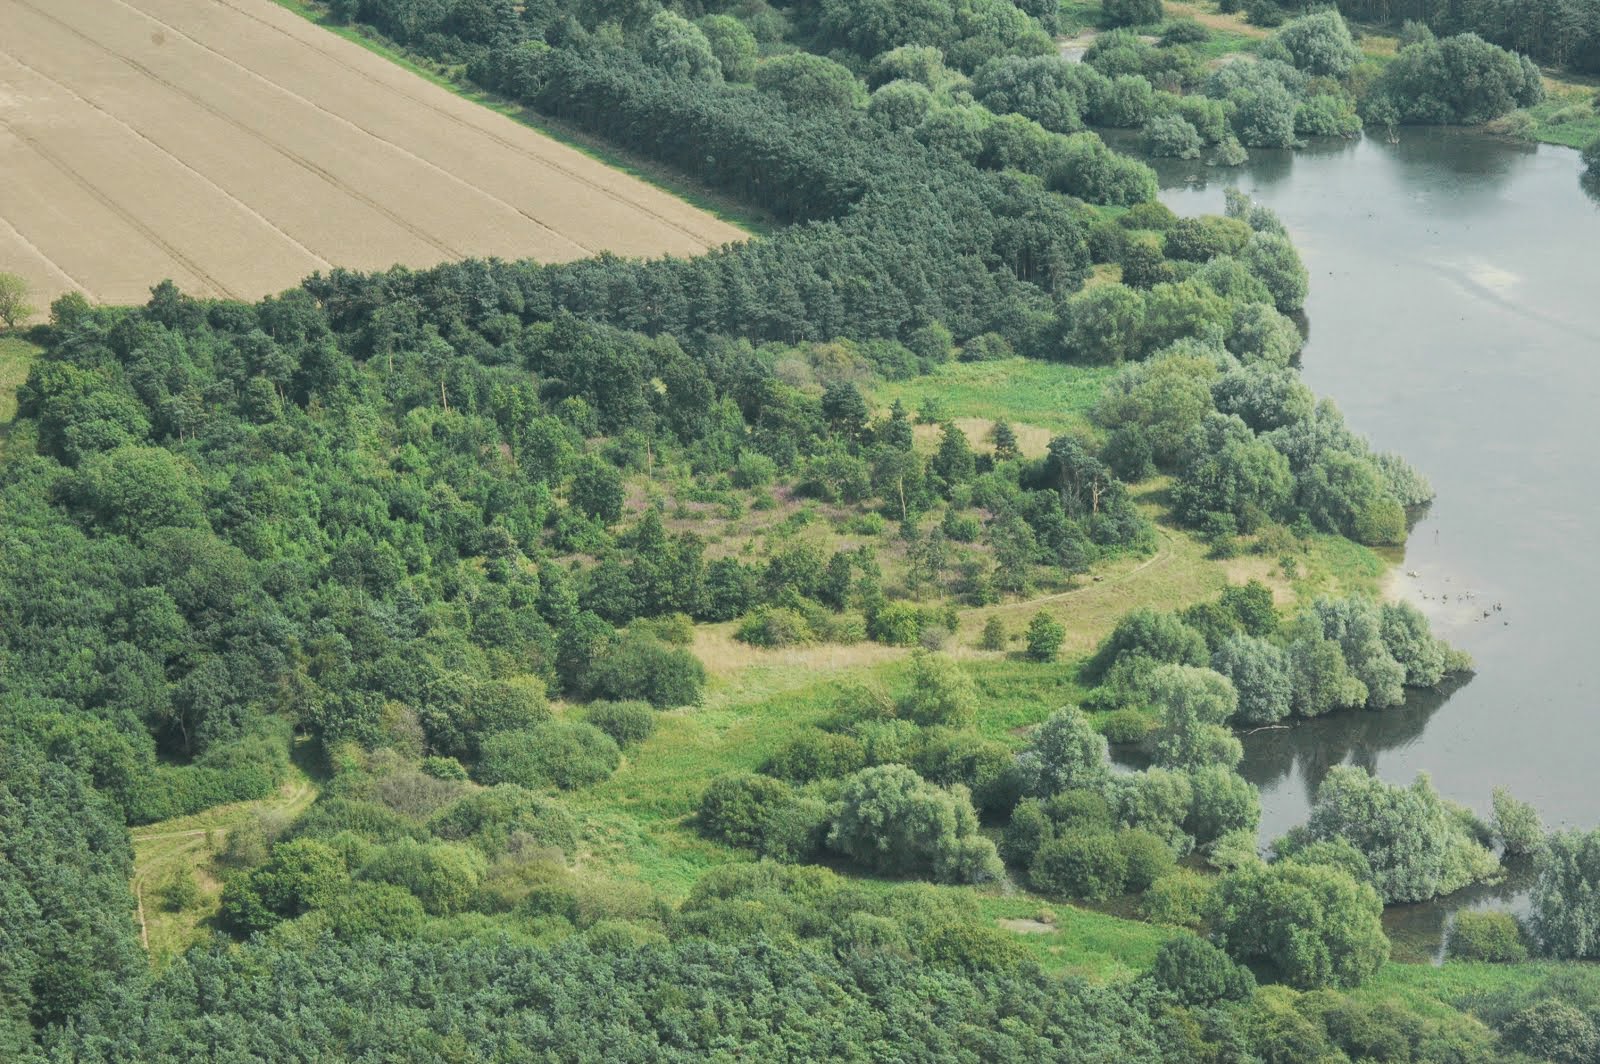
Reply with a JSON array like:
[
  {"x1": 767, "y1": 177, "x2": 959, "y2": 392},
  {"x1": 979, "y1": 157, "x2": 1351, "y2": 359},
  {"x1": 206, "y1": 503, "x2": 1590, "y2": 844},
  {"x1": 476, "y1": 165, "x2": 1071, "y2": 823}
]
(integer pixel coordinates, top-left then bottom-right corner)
[{"x1": 1133, "y1": 132, "x2": 1600, "y2": 939}]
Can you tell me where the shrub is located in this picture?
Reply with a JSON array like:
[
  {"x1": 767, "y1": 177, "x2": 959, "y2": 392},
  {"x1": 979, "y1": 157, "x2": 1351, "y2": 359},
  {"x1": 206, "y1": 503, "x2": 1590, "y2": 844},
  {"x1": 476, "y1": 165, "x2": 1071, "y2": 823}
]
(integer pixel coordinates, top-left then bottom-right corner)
[
  {"x1": 1446, "y1": 911, "x2": 1528, "y2": 963},
  {"x1": 583, "y1": 634, "x2": 705, "y2": 707},
  {"x1": 827, "y1": 765, "x2": 1004, "y2": 884},
  {"x1": 697, "y1": 773, "x2": 823, "y2": 861},
  {"x1": 1024, "y1": 612, "x2": 1065, "y2": 662},
  {"x1": 1120, "y1": 828, "x2": 1177, "y2": 892},
  {"x1": 1151, "y1": 932, "x2": 1256, "y2": 1006},
  {"x1": 735, "y1": 606, "x2": 815, "y2": 649},
  {"x1": 429, "y1": 785, "x2": 580, "y2": 857},
  {"x1": 1502, "y1": 1000, "x2": 1599, "y2": 1064},
  {"x1": 762, "y1": 731, "x2": 867, "y2": 783},
  {"x1": 1099, "y1": 708, "x2": 1151, "y2": 744},
  {"x1": 1142, "y1": 868, "x2": 1216, "y2": 926},
  {"x1": 897, "y1": 652, "x2": 978, "y2": 727},
  {"x1": 1030, "y1": 830, "x2": 1128, "y2": 900},
  {"x1": 422, "y1": 756, "x2": 468, "y2": 781},
  {"x1": 1492, "y1": 787, "x2": 1545, "y2": 857},
  {"x1": 583, "y1": 700, "x2": 657, "y2": 748},
  {"x1": 475, "y1": 722, "x2": 621, "y2": 791},
  {"x1": 1020, "y1": 706, "x2": 1109, "y2": 796},
  {"x1": 360, "y1": 839, "x2": 486, "y2": 915},
  {"x1": 1104, "y1": 0, "x2": 1163, "y2": 28},
  {"x1": 1211, "y1": 859, "x2": 1389, "y2": 989},
  {"x1": 979, "y1": 616, "x2": 1007, "y2": 651},
  {"x1": 1145, "y1": 114, "x2": 1203, "y2": 159}
]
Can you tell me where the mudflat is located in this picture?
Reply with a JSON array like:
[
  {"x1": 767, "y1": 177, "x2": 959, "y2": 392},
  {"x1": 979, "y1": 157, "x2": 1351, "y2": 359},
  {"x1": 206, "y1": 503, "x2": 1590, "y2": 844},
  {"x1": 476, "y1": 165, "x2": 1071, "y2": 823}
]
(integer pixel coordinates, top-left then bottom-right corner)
[{"x1": 0, "y1": 0, "x2": 745, "y2": 310}]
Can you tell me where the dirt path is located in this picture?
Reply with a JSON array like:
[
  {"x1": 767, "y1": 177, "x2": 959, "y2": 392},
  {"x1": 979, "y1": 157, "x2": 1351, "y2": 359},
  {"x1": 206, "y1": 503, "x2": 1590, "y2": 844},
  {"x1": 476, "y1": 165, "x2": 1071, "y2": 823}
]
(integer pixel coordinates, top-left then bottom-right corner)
[{"x1": 129, "y1": 773, "x2": 317, "y2": 960}]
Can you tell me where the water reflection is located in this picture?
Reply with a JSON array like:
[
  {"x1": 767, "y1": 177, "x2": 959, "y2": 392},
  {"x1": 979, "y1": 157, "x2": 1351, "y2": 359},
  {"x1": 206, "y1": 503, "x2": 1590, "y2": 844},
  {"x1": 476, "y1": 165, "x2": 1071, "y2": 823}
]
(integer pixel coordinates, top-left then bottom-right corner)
[{"x1": 1237, "y1": 680, "x2": 1460, "y2": 816}]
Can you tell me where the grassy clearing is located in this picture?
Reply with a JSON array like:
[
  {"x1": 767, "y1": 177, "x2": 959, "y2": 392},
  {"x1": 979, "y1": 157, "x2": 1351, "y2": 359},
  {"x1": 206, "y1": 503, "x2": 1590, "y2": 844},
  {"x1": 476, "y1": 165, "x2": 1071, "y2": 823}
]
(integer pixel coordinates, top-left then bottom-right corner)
[
  {"x1": 130, "y1": 742, "x2": 320, "y2": 965},
  {"x1": 1518, "y1": 86, "x2": 1600, "y2": 148},
  {"x1": 874, "y1": 358, "x2": 1116, "y2": 438},
  {"x1": 267, "y1": 0, "x2": 769, "y2": 235},
  {"x1": 0, "y1": 335, "x2": 38, "y2": 423}
]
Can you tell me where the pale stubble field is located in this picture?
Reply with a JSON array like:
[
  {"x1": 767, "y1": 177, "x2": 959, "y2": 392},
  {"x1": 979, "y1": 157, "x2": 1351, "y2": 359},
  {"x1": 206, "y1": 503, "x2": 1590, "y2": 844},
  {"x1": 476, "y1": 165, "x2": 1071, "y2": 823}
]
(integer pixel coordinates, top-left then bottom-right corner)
[{"x1": 0, "y1": 0, "x2": 746, "y2": 312}]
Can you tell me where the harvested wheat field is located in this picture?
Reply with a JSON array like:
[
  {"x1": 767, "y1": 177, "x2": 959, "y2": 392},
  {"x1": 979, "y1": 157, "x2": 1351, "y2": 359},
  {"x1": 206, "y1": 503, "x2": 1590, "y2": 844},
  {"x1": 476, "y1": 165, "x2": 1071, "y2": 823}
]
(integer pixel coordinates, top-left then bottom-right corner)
[{"x1": 0, "y1": 0, "x2": 746, "y2": 312}]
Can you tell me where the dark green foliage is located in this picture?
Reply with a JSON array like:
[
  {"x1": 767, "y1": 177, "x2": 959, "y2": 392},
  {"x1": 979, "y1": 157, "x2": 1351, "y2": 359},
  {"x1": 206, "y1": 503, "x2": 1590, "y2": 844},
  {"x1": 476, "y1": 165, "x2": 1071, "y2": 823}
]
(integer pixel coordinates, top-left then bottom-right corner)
[
  {"x1": 51, "y1": 932, "x2": 1171, "y2": 1061},
  {"x1": 1366, "y1": 32, "x2": 1544, "y2": 126},
  {"x1": 1502, "y1": 999, "x2": 1599, "y2": 1063},
  {"x1": 697, "y1": 773, "x2": 824, "y2": 861},
  {"x1": 1105, "y1": 0, "x2": 1164, "y2": 28},
  {"x1": 1150, "y1": 932, "x2": 1255, "y2": 1006},
  {"x1": 763, "y1": 731, "x2": 867, "y2": 783},
  {"x1": 222, "y1": 838, "x2": 350, "y2": 933},
  {"x1": 1119, "y1": 828, "x2": 1177, "y2": 891},
  {"x1": 0, "y1": 748, "x2": 143, "y2": 1051},
  {"x1": 475, "y1": 722, "x2": 621, "y2": 791},
  {"x1": 582, "y1": 634, "x2": 706, "y2": 707}
]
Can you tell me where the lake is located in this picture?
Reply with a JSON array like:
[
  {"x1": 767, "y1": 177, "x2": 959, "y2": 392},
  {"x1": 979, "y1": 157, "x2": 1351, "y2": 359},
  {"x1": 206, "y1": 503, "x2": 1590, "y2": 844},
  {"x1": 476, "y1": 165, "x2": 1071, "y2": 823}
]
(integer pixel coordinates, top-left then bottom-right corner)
[{"x1": 1141, "y1": 131, "x2": 1600, "y2": 939}]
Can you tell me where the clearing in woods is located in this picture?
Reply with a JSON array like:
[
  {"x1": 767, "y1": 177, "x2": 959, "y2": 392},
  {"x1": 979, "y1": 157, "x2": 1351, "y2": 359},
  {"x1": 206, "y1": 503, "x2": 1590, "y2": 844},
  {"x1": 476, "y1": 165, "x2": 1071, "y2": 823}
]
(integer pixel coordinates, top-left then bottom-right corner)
[{"x1": 0, "y1": 0, "x2": 746, "y2": 315}]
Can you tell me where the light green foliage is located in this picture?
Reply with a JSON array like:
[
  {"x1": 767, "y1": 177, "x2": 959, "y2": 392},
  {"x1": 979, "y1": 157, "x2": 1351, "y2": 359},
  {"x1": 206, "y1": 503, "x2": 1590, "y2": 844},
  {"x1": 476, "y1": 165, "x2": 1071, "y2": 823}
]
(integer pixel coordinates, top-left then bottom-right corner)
[
  {"x1": 1369, "y1": 31, "x2": 1544, "y2": 126},
  {"x1": 222, "y1": 838, "x2": 350, "y2": 932},
  {"x1": 826, "y1": 765, "x2": 1004, "y2": 884},
  {"x1": 1301, "y1": 767, "x2": 1500, "y2": 904},
  {"x1": 1273, "y1": 11, "x2": 1360, "y2": 78},
  {"x1": 898, "y1": 652, "x2": 978, "y2": 727},
  {"x1": 584, "y1": 700, "x2": 657, "y2": 748},
  {"x1": 1492, "y1": 787, "x2": 1545, "y2": 857},
  {"x1": 1020, "y1": 706, "x2": 1108, "y2": 796},
  {"x1": 1144, "y1": 113, "x2": 1203, "y2": 158},
  {"x1": 1094, "y1": 351, "x2": 1220, "y2": 470},
  {"x1": 1085, "y1": 607, "x2": 1209, "y2": 683},
  {"x1": 1023, "y1": 611, "x2": 1064, "y2": 662},
  {"x1": 1532, "y1": 829, "x2": 1600, "y2": 958},
  {"x1": 1186, "y1": 763, "x2": 1261, "y2": 845},
  {"x1": 1446, "y1": 910, "x2": 1528, "y2": 963},
  {"x1": 868, "y1": 79, "x2": 934, "y2": 130},
  {"x1": 74, "y1": 445, "x2": 206, "y2": 537},
  {"x1": 475, "y1": 722, "x2": 621, "y2": 791},
  {"x1": 1211, "y1": 859, "x2": 1390, "y2": 989},
  {"x1": 1119, "y1": 828, "x2": 1177, "y2": 891},
  {"x1": 1226, "y1": 301, "x2": 1303, "y2": 366},
  {"x1": 697, "y1": 14, "x2": 757, "y2": 81},
  {"x1": 1148, "y1": 663, "x2": 1242, "y2": 771},
  {"x1": 1142, "y1": 868, "x2": 1216, "y2": 926},
  {"x1": 697, "y1": 773, "x2": 824, "y2": 861},
  {"x1": 1174, "y1": 413, "x2": 1294, "y2": 535},
  {"x1": 1245, "y1": 232, "x2": 1309, "y2": 313},
  {"x1": 318, "y1": 881, "x2": 425, "y2": 940},
  {"x1": 1030, "y1": 829, "x2": 1128, "y2": 899},
  {"x1": 1302, "y1": 596, "x2": 1406, "y2": 709},
  {"x1": 643, "y1": 11, "x2": 722, "y2": 82},
  {"x1": 1232, "y1": 81, "x2": 1301, "y2": 148},
  {"x1": 0, "y1": 273, "x2": 34, "y2": 329},
  {"x1": 361, "y1": 838, "x2": 486, "y2": 915},
  {"x1": 1210, "y1": 634, "x2": 1291, "y2": 725},
  {"x1": 429, "y1": 784, "x2": 580, "y2": 857}
]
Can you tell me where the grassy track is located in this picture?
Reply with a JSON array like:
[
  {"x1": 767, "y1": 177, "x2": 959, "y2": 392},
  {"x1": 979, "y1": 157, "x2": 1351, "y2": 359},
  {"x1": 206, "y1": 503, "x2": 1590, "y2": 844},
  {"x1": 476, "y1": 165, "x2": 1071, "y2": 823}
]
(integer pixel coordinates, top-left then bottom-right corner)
[
  {"x1": 130, "y1": 742, "x2": 320, "y2": 964},
  {"x1": 267, "y1": 0, "x2": 770, "y2": 235}
]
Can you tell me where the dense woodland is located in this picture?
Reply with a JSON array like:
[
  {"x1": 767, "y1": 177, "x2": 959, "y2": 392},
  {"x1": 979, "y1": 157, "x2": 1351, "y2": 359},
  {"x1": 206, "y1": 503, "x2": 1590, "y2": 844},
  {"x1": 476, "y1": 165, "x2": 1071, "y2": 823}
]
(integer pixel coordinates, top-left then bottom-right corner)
[{"x1": 3, "y1": 1, "x2": 1599, "y2": 1061}]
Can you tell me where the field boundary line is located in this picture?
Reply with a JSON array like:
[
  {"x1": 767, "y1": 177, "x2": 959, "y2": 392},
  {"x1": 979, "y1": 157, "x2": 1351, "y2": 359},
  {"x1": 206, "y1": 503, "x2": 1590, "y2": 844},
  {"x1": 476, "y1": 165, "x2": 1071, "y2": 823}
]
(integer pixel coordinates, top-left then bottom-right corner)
[
  {"x1": 98, "y1": 0, "x2": 596, "y2": 258},
  {"x1": 216, "y1": 0, "x2": 739, "y2": 249},
  {"x1": 0, "y1": 47, "x2": 334, "y2": 274},
  {"x1": 0, "y1": 116, "x2": 237, "y2": 298},
  {"x1": 13, "y1": 0, "x2": 470, "y2": 262}
]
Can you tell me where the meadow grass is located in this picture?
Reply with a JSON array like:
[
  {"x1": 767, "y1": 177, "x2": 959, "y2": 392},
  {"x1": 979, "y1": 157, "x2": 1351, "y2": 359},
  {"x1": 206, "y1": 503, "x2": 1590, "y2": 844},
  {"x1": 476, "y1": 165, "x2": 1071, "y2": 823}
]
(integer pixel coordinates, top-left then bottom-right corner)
[
  {"x1": 874, "y1": 358, "x2": 1116, "y2": 438},
  {"x1": 0, "y1": 335, "x2": 38, "y2": 423}
]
